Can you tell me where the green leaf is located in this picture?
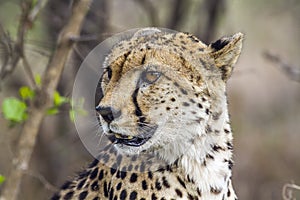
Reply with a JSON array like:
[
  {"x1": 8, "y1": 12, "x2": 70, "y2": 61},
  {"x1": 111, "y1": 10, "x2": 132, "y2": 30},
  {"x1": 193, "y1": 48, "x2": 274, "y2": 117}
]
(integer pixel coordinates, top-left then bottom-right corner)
[
  {"x1": 34, "y1": 74, "x2": 41, "y2": 86},
  {"x1": 53, "y1": 91, "x2": 69, "y2": 106},
  {"x1": 2, "y1": 98, "x2": 28, "y2": 122},
  {"x1": 69, "y1": 98, "x2": 87, "y2": 122},
  {"x1": 0, "y1": 175, "x2": 5, "y2": 185},
  {"x1": 46, "y1": 107, "x2": 59, "y2": 115},
  {"x1": 69, "y1": 110, "x2": 75, "y2": 122},
  {"x1": 19, "y1": 86, "x2": 35, "y2": 100}
]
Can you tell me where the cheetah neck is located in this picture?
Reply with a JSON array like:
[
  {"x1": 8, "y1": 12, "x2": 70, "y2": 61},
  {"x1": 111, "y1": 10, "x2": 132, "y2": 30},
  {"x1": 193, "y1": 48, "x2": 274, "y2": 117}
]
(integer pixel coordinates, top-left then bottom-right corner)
[{"x1": 179, "y1": 90, "x2": 236, "y2": 199}]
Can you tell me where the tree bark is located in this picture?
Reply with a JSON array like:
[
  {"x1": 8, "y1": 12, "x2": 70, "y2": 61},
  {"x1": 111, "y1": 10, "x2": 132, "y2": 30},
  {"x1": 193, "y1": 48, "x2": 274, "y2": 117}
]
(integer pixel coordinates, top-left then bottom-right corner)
[{"x1": 0, "y1": 0, "x2": 92, "y2": 199}]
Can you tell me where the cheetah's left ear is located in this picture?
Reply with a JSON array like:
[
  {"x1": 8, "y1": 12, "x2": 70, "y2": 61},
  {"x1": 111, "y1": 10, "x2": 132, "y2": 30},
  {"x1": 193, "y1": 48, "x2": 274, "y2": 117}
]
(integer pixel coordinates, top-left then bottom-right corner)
[{"x1": 208, "y1": 32, "x2": 244, "y2": 81}]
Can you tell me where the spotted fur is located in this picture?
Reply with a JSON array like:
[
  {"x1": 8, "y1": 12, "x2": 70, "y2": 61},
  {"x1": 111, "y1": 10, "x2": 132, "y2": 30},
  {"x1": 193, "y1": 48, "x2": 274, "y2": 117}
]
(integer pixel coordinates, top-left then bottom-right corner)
[{"x1": 51, "y1": 28, "x2": 243, "y2": 200}]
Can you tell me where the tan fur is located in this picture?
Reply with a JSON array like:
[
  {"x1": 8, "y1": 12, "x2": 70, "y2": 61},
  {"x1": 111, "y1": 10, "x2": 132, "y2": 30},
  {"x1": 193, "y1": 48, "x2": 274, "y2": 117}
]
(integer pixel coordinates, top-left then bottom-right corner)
[{"x1": 52, "y1": 28, "x2": 243, "y2": 200}]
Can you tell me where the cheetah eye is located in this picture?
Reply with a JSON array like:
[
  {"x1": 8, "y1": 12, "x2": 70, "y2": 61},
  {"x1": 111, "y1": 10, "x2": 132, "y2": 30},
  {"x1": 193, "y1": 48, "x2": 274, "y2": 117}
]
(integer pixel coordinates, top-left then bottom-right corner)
[{"x1": 141, "y1": 71, "x2": 161, "y2": 84}]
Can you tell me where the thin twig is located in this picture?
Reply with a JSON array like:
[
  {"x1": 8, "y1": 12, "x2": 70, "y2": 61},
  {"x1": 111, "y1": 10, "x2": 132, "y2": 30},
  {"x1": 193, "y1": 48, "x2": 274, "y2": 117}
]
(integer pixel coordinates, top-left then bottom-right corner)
[
  {"x1": 0, "y1": 0, "x2": 92, "y2": 199},
  {"x1": 22, "y1": 55, "x2": 37, "y2": 90},
  {"x1": 263, "y1": 51, "x2": 300, "y2": 82},
  {"x1": 24, "y1": 170, "x2": 58, "y2": 192},
  {"x1": 28, "y1": 0, "x2": 49, "y2": 22},
  {"x1": 282, "y1": 183, "x2": 300, "y2": 200}
]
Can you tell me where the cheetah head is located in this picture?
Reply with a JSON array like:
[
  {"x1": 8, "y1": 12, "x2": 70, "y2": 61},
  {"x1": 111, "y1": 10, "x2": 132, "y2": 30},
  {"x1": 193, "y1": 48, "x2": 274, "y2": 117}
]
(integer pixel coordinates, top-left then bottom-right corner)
[{"x1": 96, "y1": 28, "x2": 243, "y2": 162}]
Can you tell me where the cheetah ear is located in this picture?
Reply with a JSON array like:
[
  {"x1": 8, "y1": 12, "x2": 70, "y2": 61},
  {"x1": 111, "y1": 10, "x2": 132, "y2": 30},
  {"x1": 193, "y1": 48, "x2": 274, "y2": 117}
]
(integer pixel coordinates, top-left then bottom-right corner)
[{"x1": 208, "y1": 32, "x2": 244, "y2": 81}]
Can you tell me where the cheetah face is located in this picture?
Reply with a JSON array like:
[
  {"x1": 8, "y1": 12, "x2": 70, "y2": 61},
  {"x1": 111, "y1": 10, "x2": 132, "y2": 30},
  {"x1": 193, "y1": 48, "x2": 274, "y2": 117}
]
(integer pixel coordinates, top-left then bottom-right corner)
[
  {"x1": 97, "y1": 61, "x2": 210, "y2": 156},
  {"x1": 95, "y1": 29, "x2": 243, "y2": 160},
  {"x1": 97, "y1": 62, "x2": 209, "y2": 158}
]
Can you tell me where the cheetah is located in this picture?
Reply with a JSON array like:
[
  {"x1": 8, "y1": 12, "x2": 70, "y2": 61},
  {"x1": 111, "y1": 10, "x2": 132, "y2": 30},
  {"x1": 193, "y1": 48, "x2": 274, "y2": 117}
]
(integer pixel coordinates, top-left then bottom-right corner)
[{"x1": 51, "y1": 28, "x2": 243, "y2": 200}]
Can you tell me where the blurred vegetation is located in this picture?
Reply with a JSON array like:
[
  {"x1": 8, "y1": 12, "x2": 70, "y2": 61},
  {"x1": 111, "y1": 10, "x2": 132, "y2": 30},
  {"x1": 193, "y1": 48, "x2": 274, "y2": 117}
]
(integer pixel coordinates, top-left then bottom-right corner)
[{"x1": 0, "y1": 0, "x2": 299, "y2": 199}]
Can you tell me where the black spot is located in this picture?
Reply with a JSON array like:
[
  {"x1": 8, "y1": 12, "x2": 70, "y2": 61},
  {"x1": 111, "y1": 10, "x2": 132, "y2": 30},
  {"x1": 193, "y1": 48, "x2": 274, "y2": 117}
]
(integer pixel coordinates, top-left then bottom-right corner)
[
  {"x1": 227, "y1": 189, "x2": 231, "y2": 197},
  {"x1": 212, "y1": 145, "x2": 224, "y2": 152},
  {"x1": 205, "y1": 108, "x2": 210, "y2": 115},
  {"x1": 120, "y1": 170, "x2": 127, "y2": 179},
  {"x1": 128, "y1": 164, "x2": 133, "y2": 171},
  {"x1": 197, "y1": 103, "x2": 203, "y2": 109},
  {"x1": 116, "y1": 155, "x2": 123, "y2": 166},
  {"x1": 166, "y1": 107, "x2": 171, "y2": 111},
  {"x1": 109, "y1": 188, "x2": 115, "y2": 200},
  {"x1": 188, "y1": 194, "x2": 194, "y2": 200},
  {"x1": 170, "y1": 98, "x2": 176, "y2": 102},
  {"x1": 142, "y1": 180, "x2": 148, "y2": 190},
  {"x1": 77, "y1": 170, "x2": 89, "y2": 180},
  {"x1": 224, "y1": 129, "x2": 230, "y2": 134},
  {"x1": 91, "y1": 181, "x2": 99, "y2": 191},
  {"x1": 197, "y1": 188, "x2": 202, "y2": 196},
  {"x1": 211, "y1": 38, "x2": 229, "y2": 51},
  {"x1": 98, "y1": 170, "x2": 104, "y2": 180},
  {"x1": 102, "y1": 153, "x2": 110, "y2": 163},
  {"x1": 183, "y1": 102, "x2": 190, "y2": 106},
  {"x1": 116, "y1": 182, "x2": 122, "y2": 190},
  {"x1": 227, "y1": 141, "x2": 233, "y2": 150},
  {"x1": 129, "y1": 191, "x2": 137, "y2": 200},
  {"x1": 162, "y1": 176, "x2": 170, "y2": 188},
  {"x1": 155, "y1": 179, "x2": 162, "y2": 190},
  {"x1": 89, "y1": 159, "x2": 99, "y2": 168},
  {"x1": 120, "y1": 190, "x2": 127, "y2": 200},
  {"x1": 77, "y1": 179, "x2": 86, "y2": 190},
  {"x1": 189, "y1": 99, "x2": 196, "y2": 103},
  {"x1": 180, "y1": 88, "x2": 188, "y2": 95},
  {"x1": 111, "y1": 167, "x2": 117, "y2": 175},
  {"x1": 140, "y1": 162, "x2": 146, "y2": 172},
  {"x1": 130, "y1": 173, "x2": 138, "y2": 183},
  {"x1": 61, "y1": 180, "x2": 72, "y2": 190},
  {"x1": 173, "y1": 82, "x2": 180, "y2": 87},
  {"x1": 78, "y1": 191, "x2": 88, "y2": 200},
  {"x1": 206, "y1": 154, "x2": 214, "y2": 160},
  {"x1": 148, "y1": 171, "x2": 153, "y2": 179},
  {"x1": 131, "y1": 155, "x2": 138, "y2": 162},
  {"x1": 175, "y1": 189, "x2": 183, "y2": 197},
  {"x1": 177, "y1": 176, "x2": 186, "y2": 188},
  {"x1": 104, "y1": 181, "x2": 109, "y2": 197},
  {"x1": 92, "y1": 197, "x2": 100, "y2": 200},
  {"x1": 64, "y1": 191, "x2": 74, "y2": 199},
  {"x1": 151, "y1": 193, "x2": 158, "y2": 200},
  {"x1": 90, "y1": 168, "x2": 98, "y2": 180}
]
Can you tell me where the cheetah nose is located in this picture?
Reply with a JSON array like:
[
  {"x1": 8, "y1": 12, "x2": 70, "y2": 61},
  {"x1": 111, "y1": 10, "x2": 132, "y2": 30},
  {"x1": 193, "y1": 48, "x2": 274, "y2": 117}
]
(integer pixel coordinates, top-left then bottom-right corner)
[{"x1": 96, "y1": 106, "x2": 121, "y2": 124}]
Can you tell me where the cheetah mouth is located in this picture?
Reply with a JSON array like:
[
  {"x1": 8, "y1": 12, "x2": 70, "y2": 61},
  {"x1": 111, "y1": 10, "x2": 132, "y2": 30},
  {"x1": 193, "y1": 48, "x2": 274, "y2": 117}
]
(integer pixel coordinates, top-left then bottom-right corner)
[{"x1": 106, "y1": 126, "x2": 157, "y2": 147}]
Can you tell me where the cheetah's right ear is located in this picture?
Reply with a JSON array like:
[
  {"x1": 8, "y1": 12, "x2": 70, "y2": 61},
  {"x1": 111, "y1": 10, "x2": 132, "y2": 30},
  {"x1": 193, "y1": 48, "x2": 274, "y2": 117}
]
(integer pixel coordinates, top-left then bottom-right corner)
[{"x1": 208, "y1": 33, "x2": 244, "y2": 81}]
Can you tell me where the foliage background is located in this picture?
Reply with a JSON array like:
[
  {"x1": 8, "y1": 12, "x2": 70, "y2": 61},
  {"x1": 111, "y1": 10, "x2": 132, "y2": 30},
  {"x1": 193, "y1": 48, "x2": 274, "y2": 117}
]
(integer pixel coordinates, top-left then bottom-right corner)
[{"x1": 0, "y1": 0, "x2": 299, "y2": 199}]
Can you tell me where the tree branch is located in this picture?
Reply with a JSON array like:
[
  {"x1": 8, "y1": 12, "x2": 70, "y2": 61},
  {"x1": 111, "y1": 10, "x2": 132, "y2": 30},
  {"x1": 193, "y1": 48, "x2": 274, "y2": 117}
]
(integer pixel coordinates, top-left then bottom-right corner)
[
  {"x1": 0, "y1": 0, "x2": 92, "y2": 199},
  {"x1": 263, "y1": 51, "x2": 300, "y2": 83},
  {"x1": 282, "y1": 183, "x2": 300, "y2": 200}
]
